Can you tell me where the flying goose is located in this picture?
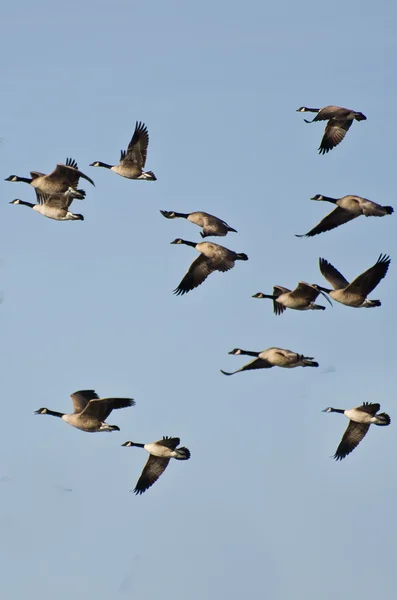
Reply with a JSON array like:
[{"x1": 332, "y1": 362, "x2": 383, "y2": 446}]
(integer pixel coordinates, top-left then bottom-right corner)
[
  {"x1": 317, "y1": 254, "x2": 391, "y2": 307},
  {"x1": 5, "y1": 158, "x2": 94, "y2": 194},
  {"x1": 296, "y1": 105, "x2": 366, "y2": 154},
  {"x1": 90, "y1": 122, "x2": 156, "y2": 180},
  {"x1": 171, "y1": 239, "x2": 248, "y2": 295},
  {"x1": 296, "y1": 194, "x2": 394, "y2": 238},
  {"x1": 122, "y1": 437, "x2": 191, "y2": 495},
  {"x1": 160, "y1": 210, "x2": 237, "y2": 238},
  {"x1": 253, "y1": 282, "x2": 331, "y2": 315},
  {"x1": 323, "y1": 403, "x2": 391, "y2": 461},
  {"x1": 221, "y1": 347, "x2": 319, "y2": 376},
  {"x1": 10, "y1": 188, "x2": 85, "y2": 221},
  {"x1": 34, "y1": 389, "x2": 135, "y2": 432}
]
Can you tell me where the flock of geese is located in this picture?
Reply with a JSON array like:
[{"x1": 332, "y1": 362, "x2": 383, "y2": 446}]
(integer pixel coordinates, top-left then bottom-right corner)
[{"x1": 6, "y1": 106, "x2": 393, "y2": 491}]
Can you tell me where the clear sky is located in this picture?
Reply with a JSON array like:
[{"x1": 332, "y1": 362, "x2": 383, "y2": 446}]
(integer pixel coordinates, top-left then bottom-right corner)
[{"x1": 1, "y1": 0, "x2": 397, "y2": 598}]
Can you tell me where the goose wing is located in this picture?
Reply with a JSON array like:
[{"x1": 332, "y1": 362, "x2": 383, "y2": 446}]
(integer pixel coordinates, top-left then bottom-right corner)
[
  {"x1": 121, "y1": 122, "x2": 149, "y2": 169},
  {"x1": 221, "y1": 357, "x2": 273, "y2": 376},
  {"x1": 297, "y1": 207, "x2": 358, "y2": 238},
  {"x1": 312, "y1": 106, "x2": 350, "y2": 121},
  {"x1": 319, "y1": 119, "x2": 352, "y2": 154},
  {"x1": 134, "y1": 455, "x2": 170, "y2": 495},
  {"x1": 333, "y1": 421, "x2": 370, "y2": 461},
  {"x1": 49, "y1": 160, "x2": 95, "y2": 187},
  {"x1": 345, "y1": 254, "x2": 390, "y2": 296},
  {"x1": 319, "y1": 258, "x2": 349, "y2": 289},
  {"x1": 80, "y1": 397, "x2": 135, "y2": 421},
  {"x1": 70, "y1": 390, "x2": 100, "y2": 413},
  {"x1": 357, "y1": 402, "x2": 381, "y2": 415},
  {"x1": 293, "y1": 281, "x2": 322, "y2": 301},
  {"x1": 156, "y1": 436, "x2": 181, "y2": 450},
  {"x1": 272, "y1": 285, "x2": 290, "y2": 315},
  {"x1": 35, "y1": 190, "x2": 73, "y2": 210},
  {"x1": 174, "y1": 253, "x2": 234, "y2": 295}
]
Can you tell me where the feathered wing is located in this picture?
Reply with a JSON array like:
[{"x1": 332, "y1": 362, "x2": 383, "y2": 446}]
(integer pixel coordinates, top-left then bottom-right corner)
[
  {"x1": 272, "y1": 286, "x2": 290, "y2": 315},
  {"x1": 346, "y1": 255, "x2": 391, "y2": 296},
  {"x1": 319, "y1": 258, "x2": 350, "y2": 289},
  {"x1": 333, "y1": 421, "x2": 370, "y2": 461},
  {"x1": 122, "y1": 122, "x2": 149, "y2": 169},
  {"x1": 80, "y1": 397, "x2": 135, "y2": 421},
  {"x1": 35, "y1": 190, "x2": 73, "y2": 210},
  {"x1": 357, "y1": 402, "x2": 381, "y2": 415},
  {"x1": 298, "y1": 207, "x2": 358, "y2": 237},
  {"x1": 174, "y1": 254, "x2": 235, "y2": 295},
  {"x1": 156, "y1": 436, "x2": 181, "y2": 450},
  {"x1": 221, "y1": 357, "x2": 273, "y2": 376},
  {"x1": 70, "y1": 390, "x2": 100, "y2": 413},
  {"x1": 49, "y1": 161, "x2": 95, "y2": 187},
  {"x1": 134, "y1": 455, "x2": 170, "y2": 494},
  {"x1": 319, "y1": 119, "x2": 352, "y2": 154}
]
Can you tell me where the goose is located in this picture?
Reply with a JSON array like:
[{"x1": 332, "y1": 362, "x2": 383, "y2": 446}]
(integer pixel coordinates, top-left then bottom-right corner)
[
  {"x1": 296, "y1": 194, "x2": 394, "y2": 238},
  {"x1": 171, "y1": 239, "x2": 248, "y2": 295},
  {"x1": 317, "y1": 254, "x2": 391, "y2": 307},
  {"x1": 323, "y1": 402, "x2": 391, "y2": 461},
  {"x1": 9, "y1": 188, "x2": 85, "y2": 221},
  {"x1": 160, "y1": 210, "x2": 237, "y2": 238},
  {"x1": 122, "y1": 437, "x2": 191, "y2": 495},
  {"x1": 34, "y1": 389, "x2": 135, "y2": 432},
  {"x1": 296, "y1": 105, "x2": 366, "y2": 154},
  {"x1": 90, "y1": 121, "x2": 156, "y2": 180},
  {"x1": 252, "y1": 282, "x2": 331, "y2": 315},
  {"x1": 221, "y1": 347, "x2": 318, "y2": 376},
  {"x1": 5, "y1": 158, "x2": 94, "y2": 194}
]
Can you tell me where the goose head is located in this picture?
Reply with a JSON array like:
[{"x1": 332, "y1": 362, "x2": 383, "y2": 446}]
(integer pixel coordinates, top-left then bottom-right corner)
[
  {"x1": 322, "y1": 407, "x2": 333, "y2": 413},
  {"x1": 35, "y1": 407, "x2": 49, "y2": 414},
  {"x1": 296, "y1": 107, "x2": 309, "y2": 112},
  {"x1": 9, "y1": 199, "x2": 21, "y2": 205},
  {"x1": 170, "y1": 238, "x2": 184, "y2": 244},
  {"x1": 228, "y1": 348, "x2": 243, "y2": 355},
  {"x1": 5, "y1": 175, "x2": 20, "y2": 182},
  {"x1": 252, "y1": 293, "x2": 265, "y2": 298},
  {"x1": 310, "y1": 194, "x2": 324, "y2": 201},
  {"x1": 122, "y1": 441, "x2": 136, "y2": 447}
]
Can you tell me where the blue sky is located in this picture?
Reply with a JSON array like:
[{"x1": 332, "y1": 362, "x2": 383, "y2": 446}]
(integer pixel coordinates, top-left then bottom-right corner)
[{"x1": 1, "y1": 0, "x2": 397, "y2": 598}]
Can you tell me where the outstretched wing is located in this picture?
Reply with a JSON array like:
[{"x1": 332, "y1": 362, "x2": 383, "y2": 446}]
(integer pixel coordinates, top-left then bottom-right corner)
[
  {"x1": 220, "y1": 357, "x2": 273, "y2": 376},
  {"x1": 333, "y1": 421, "x2": 370, "y2": 461},
  {"x1": 49, "y1": 160, "x2": 95, "y2": 188},
  {"x1": 121, "y1": 122, "x2": 150, "y2": 169},
  {"x1": 297, "y1": 207, "x2": 358, "y2": 238},
  {"x1": 70, "y1": 390, "x2": 100, "y2": 413},
  {"x1": 319, "y1": 258, "x2": 349, "y2": 290},
  {"x1": 319, "y1": 119, "x2": 352, "y2": 154},
  {"x1": 134, "y1": 455, "x2": 170, "y2": 495},
  {"x1": 346, "y1": 254, "x2": 391, "y2": 296},
  {"x1": 80, "y1": 397, "x2": 135, "y2": 421}
]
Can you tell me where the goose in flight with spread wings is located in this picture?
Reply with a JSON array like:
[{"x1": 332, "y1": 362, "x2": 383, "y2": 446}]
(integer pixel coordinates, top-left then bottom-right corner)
[
  {"x1": 171, "y1": 239, "x2": 248, "y2": 295},
  {"x1": 323, "y1": 403, "x2": 391, "y2": 461},
  {"x1": 253, "y1": 281, "x2": 331, "y2": 315},
  {"x1": 122, "y1": 437, "x2": 190, "y2": 495},
  {"x1": 90, "y1": 121, "x2": 156, "y2": 180},
  {"x1": 5, "y1": 158, "x2": 94, "y2": 195},
  {"x1": 317, "y1": 254, "x2": 391, "y2": 307},
  {"x1": 34, "y1": 389, "x2": 135, "y2": 432},
  {"x1": 296, "y1": 194, "x2": 393, "y2": 238},
  {"x1": 160, "y1": 210, "x2": 237, "y2": 238},
  {"x1": 221, "y1": 347, "x2": 319, "y2": 376},
  {"x1": 296, "y1": 105, "x2": 366, "y2": 154},
  {"x1": 9, "y1": 188, "x2": 85, "y2": 221}
]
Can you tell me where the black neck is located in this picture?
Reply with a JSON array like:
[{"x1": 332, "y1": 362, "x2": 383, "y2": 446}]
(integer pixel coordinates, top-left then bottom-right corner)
[
  {"x1": 173, "y1": 212, "x2": 189, "y2": 219},
  {"x1": 179, "y1": 240, "x2": 197, "y2": 248},
  {"x1": 330, "y1": 408, "x2": 345, "y2": 414},
  {"x1": 97, "y1": 162, "x2": 113, "y2": 169},
  {"x1": 45, "y1": 409, "x2": 64, "y2": 418},
  {"x1": 132, "y1": 442, "x2": 145, "y2": 448},
  {"x1": 18, "y1": 200, "x2": 35, "y2": 208},
  {"x1": 17, "y1": 176, "x2": 33, "y2": 184},
  {"x1": 239, "y1": 350, "x2": 260, "y2": 357},
  {"x1": 320, "y1": 196, "x2": 337, "y2": 204},
  {"x1": 316, "y1": 285, "x2": 332, "y2": 294}
]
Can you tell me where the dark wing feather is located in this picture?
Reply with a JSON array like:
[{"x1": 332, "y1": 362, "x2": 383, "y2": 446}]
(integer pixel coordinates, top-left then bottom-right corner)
[
  {"x1": 333, "y1": 421, "x2": 370, "y2": 461},
  {"x1": 221, "y1": 357, "x2": 273, "y2": 376},
  {"x1": 35, "y1": 190, "x2": 72, "y2": 210},
  {"x1": 319, "y1": 119, "x2": 352, "y2": 154},
  {"x1": 134, "y1": 455, "x2": 170, "y2": 495},
  {"x1": 50, "y1": 162, "x2": 95, "y2": 188},
  {"x1": 80, "y1": 398, "x2": 135, "y2": 421},
  {"x1": 346, "y1": 255, "x2": 391, "y2": 296},
  {"x1": 357, "y1": 402, "x2": 381, "y2": 416},
  {"x1": 173, "y1": 255, "x2": 215, "y2": 295},
  {"x1": 122, "y1": 122, "x2": 150, "y2": 169},
  {"x1": 298, "y1": 207, "x2": 359, "y2": 237},
  {"x1": 319, "y1": 258, "x2": 349, "y2": 289},
  {"x1": 70, "y1": 390, "x2": 100, "y2": 413},
  {"x1": 157, "y1": 436, "x2": 180, "y2": 450}
]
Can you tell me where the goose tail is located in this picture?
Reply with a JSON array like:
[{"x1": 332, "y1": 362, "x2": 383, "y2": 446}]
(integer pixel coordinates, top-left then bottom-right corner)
[
  {"x1": 174, "y1": 447, "x2": 191, "y2": 460},
  {"x1": 374, "y1": 413, "x2": 391, "y2": 426}
]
